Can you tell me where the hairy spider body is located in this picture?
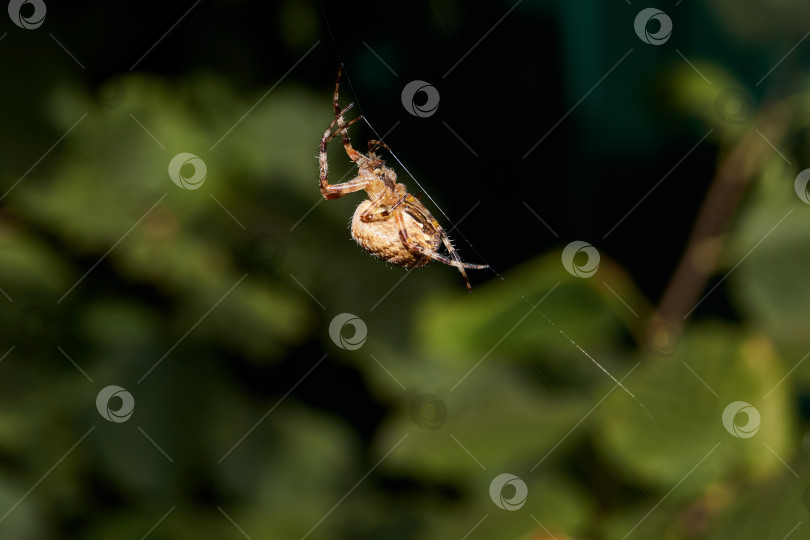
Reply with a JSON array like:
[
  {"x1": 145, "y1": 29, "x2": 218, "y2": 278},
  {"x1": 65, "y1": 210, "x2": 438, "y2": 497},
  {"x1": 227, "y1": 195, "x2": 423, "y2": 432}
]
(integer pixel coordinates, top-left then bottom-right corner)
[
  {"x1": 319, "y1": 68, "x2": 488, "y2": 291},
  {"x1": 351, "y1": 198, "x2": 439, "y2": 268}
]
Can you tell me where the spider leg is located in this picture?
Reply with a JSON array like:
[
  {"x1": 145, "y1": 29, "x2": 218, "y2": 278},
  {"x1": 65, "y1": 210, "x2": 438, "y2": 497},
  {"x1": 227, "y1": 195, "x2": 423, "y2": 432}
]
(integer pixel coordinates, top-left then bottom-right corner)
[
  {"x1": 323, "y1": 112, "x2": 364, "y2": 156},
  {"x1": 333, "y1": 67, "x2": 345, "y2": 116},
  {"x1": 359, "y1": 193, "x2": 406, "y2": 222},
  {"x1": 367, "y1": 139, "x2": 391, "y2": 161},
  {"x1": 319, "y1": 169, "x2": 370, "y2": 200},
  {"x1": 405, "y1": 196, "x2": 488, "y2": 286},
  {"x1": 320, "y1": 96, "x2": 369, "y2": 199},
  {"x1": 395, "y1": 209, "x2": 487, "y2": 292},
  {"x1": 404, "y1": 195, "x2": 484, "y2": 267},
  {"x1": 331, "y1": 68, "x2": 364, "y2": 164}
]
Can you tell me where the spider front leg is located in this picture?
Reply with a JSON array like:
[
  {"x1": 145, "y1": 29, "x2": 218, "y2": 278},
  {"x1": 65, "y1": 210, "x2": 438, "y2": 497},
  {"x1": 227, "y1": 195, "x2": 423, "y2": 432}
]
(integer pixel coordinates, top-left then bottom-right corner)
[
  {"x1": 332, "y1": 68, "x2": 364, "y2": 163},
  {"x1": 367, "y1": 139, "x2": 390, "y2": 161},
  {"x1": 322, "y1": 102, "x2": 364, "y2": 163},
  {"x1": 320, "y1": 107, "x2": 368, "y2": 200}
]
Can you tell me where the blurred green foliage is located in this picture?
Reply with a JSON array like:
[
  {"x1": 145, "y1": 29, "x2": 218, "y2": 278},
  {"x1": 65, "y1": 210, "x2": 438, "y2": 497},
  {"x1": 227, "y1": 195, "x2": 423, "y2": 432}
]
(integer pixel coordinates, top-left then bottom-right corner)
[{"x1": 2, "y1": 0, "x2": 810, "y2": 539}]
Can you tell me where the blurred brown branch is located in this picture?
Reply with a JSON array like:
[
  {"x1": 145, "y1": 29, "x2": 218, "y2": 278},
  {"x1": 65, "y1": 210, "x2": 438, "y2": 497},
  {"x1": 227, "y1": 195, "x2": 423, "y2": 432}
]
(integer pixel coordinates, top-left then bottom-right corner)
[{"x1": 657, "y1": 99, "x2": 793, "y2": 325}]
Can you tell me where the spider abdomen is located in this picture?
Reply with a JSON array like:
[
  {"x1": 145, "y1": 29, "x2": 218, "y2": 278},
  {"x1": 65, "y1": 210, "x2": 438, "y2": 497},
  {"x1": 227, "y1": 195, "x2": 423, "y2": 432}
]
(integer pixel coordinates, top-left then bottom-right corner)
[{"x1": 351, "y1": 200, "x2": 440, "y2": 269}]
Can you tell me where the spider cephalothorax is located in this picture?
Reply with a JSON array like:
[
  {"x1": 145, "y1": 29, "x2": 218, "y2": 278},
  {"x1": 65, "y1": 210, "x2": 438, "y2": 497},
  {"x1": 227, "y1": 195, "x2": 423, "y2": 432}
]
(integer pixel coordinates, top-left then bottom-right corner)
[{"x1": 319, "y1": 68, "x2": 488, "y2": 291}]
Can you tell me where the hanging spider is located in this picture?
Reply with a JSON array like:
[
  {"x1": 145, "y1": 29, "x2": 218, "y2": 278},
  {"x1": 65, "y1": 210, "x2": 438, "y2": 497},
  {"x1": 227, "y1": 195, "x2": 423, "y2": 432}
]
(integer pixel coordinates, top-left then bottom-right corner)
[{"x1": 319, "y1": 68, "x2": 488, "y2": 291}]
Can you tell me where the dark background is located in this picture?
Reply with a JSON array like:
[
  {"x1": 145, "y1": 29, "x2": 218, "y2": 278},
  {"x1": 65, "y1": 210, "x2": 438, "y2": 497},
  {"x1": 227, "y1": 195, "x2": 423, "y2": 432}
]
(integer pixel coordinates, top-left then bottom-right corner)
[{"x1": 1, "y1": 0, "x2": 810, "y2": 538}]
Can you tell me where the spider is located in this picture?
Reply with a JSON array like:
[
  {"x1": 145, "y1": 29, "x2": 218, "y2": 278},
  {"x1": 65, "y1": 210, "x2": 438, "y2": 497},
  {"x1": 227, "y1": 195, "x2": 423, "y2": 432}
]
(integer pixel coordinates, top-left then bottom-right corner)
[{"x1": 319, "y1": 68, "x2": 488, "y2": 291}]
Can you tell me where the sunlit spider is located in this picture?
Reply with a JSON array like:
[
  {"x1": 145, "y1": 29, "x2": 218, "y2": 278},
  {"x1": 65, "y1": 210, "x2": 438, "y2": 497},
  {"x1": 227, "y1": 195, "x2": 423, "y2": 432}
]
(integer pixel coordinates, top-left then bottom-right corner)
[{"x1": 319, "y1": 68, "x2": 488, "y2": 291}]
